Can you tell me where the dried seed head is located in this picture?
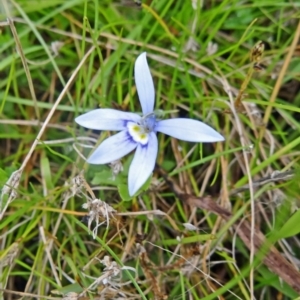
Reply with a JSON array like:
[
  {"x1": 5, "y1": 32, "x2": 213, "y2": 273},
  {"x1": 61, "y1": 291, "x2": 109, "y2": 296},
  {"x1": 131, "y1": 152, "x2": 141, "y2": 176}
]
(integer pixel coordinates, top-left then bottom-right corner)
[
  {"x1": 183, "y1": 223, "x2": 198, "y2": 231},
  {"x1": 206, "y1": 41, "x2": 218, "y2": 56},
  {"x1": 184, "y1": 37, "x2": 200, "y2": 52},
  {"x1": 51, "y1": 41, "x2": 64, "y2": 56},
  {"x1": 62, "y1": 174, "x2": 86, "y2": 202},
  {"x1": 109, "y1": 160, "x2": 123, "y2": 180},
  {"x1": 250, "y1": 41, "x2": 265, "y2": 64},
  {"x1": 80, "y1": 256, "x2": 136, "y2": 297},
  {"x1": 83, "y1": 198, "x2": 116, "y2": 239},
  {"x1": 253, "y1": 62, "x2": 267, "y2": 72}
]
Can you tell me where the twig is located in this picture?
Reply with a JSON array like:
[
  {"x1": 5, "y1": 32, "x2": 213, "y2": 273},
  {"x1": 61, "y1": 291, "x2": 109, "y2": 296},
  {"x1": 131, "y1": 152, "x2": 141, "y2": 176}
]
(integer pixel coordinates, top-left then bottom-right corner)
[
  {"x1": 0, "y1": 289, "x2": 59, "y2": 300},
  {"x1": 224, "y1": 71, "x2": 256, "y2": 299},
  {"x1": 229, "y1": 170, "x2": 295, "y2": 196}
]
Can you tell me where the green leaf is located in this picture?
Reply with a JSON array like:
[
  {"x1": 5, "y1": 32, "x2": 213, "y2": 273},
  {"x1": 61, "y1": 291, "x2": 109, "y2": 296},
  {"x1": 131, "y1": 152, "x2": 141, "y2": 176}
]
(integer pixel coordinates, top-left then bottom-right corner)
[
  {"x1": 51, "y1": 282, "x2": 84, "y2": 296},
  {"x1": 273, "y1": 200, "x2": 291, "y2": 232},
  {"x1": 257, "y1": 266, "x2": 298, "y2": 298},
  {"x1": 118, "y1": 183, "x2": 132, "y2": 201},
  {"x1": 0, "y1": 168, "x2": 8, "y2": 186},
  {"x1": 92, "y1": 169, "x2": 125, "y2": 186},
  {"x1": 40, "y1": 154, "x2": 54, "y2": 190},
  {"x1": 118, "y1": 175, "x2": 153, "y2": 201},
  {"x1": 276, "y1": 209, "x2": 300, "y2": 239},
  {"x1": 40, "y1": 142, "x2": 74, "y2": 163},
  {"x1": 161, "y1": 159, "x2": 176, "y2": 171}
]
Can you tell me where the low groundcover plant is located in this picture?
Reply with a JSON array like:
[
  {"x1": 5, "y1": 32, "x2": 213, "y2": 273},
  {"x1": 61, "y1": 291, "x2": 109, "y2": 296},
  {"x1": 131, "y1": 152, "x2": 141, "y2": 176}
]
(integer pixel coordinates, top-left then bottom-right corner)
[{"x1": 75, "y1": 52, "x2": 224, "y2": 196}]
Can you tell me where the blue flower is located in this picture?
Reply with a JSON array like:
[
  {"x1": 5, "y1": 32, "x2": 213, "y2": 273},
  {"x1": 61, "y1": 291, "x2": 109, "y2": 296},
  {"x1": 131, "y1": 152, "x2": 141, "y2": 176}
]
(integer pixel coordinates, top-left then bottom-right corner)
[{"x1": 75, "y1": 52, "x2": 224, "y2": 196}]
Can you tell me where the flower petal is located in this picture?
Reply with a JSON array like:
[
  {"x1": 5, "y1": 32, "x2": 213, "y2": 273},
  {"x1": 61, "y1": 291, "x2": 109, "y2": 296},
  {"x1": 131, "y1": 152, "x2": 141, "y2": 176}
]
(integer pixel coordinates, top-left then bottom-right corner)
[
  {"x1": 87, "y1": 131, "x2": 137, "y2": 164},
  {"x1": 75, "y1": 109, "x2": 140, "y2": 131},
  {"x1": 128, "y1": 132, "x2": 158, "y2": 196},
  {"x1": 135, "y1": 52, "x2": 155, "y2": 115},
  {"x1": 155, "y1": 118, "x2": 224, "y2": 142}
]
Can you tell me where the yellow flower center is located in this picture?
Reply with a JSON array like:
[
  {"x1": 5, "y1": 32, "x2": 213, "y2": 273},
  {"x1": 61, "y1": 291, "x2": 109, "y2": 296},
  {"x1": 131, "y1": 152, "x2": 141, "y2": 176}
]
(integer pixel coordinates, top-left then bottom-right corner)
[{"x1": 127, "y1": 123, "x2": 149, "y2": 145}]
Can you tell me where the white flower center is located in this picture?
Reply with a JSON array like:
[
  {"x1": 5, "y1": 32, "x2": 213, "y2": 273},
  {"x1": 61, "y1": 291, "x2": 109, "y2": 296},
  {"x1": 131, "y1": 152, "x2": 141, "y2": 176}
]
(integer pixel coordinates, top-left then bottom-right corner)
[{"x1": 127, "y1": 122, "x2": 149, "y2": 145}]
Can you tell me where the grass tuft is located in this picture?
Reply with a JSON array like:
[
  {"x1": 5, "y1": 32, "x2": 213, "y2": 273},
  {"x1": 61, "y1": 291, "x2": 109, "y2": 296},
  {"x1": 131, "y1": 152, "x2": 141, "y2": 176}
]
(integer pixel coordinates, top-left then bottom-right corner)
[{"x1": 1, "y1": 0, "x2": 300, "y2": 299}]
